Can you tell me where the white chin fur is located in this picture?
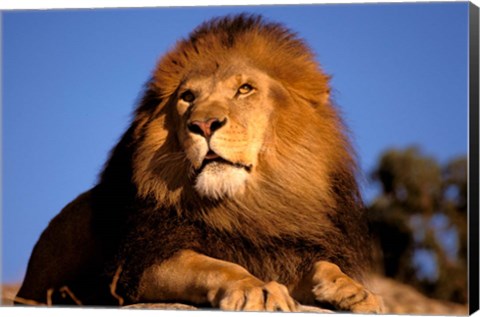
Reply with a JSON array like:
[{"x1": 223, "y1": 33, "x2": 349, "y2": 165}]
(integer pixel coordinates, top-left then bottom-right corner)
[{"x1": 195, "y1": 162, "x2": 248, "y2": 199}]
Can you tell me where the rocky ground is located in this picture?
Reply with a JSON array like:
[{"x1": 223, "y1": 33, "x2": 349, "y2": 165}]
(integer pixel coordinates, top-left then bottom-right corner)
[
  {"x1": 1, "y1": 276, "x2": 468, "y2": 314},
  {"x1": 369, "y1": 274, "x2": 468, "y2": 315},
  {"x1": 1, "y1": 284, "x2": 20, "y2": 306}
]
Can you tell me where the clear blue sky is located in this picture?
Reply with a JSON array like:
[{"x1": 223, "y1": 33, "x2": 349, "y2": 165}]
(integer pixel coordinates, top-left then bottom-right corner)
[{"x1": 2, "y1": 3, "x2": 469, "y2": 283}]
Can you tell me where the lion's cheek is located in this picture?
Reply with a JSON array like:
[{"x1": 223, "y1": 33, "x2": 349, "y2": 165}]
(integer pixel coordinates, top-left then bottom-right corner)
[{"x1": 183, "y1": 136, "x2": 209, "y2": 169}]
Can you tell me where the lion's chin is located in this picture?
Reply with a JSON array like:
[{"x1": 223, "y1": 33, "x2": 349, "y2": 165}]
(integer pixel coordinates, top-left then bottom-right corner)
[{"x1": 194, "y1": 162, "x2": 249, "y2": 200}]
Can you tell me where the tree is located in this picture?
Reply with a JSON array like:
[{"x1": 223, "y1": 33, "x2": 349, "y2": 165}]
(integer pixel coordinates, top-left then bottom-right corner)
[{"x1": 368, "y1": 146, "x2": 467, "y2": 303}]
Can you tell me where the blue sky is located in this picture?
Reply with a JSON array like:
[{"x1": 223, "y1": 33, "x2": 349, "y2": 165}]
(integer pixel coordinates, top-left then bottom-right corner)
[{"x1": 2, "y1": 3, "x2": 469, "y2": 283}]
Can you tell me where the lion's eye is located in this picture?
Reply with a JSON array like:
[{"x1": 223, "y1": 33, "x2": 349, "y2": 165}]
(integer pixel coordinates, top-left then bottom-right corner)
[
  {"x1": 237, "y1": 84, "x2": 253, "y2": 95},
  {"x1": 180, "y1": 90, "x2": 195, "y2": 102}
]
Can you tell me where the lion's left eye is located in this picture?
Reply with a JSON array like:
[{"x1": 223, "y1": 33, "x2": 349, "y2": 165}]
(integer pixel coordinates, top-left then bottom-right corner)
[
  {"x1": 237, "y1": 84, "x2": 254, "y2": 95},
  {"x1": 180, "y1": 90, "x2": 195, "y2": 103}
]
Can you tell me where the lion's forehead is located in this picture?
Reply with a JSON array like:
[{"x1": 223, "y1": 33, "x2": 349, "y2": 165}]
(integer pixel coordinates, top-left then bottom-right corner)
[{"x1": 183, "y1": 62, "x2": 267, "y2": 87}]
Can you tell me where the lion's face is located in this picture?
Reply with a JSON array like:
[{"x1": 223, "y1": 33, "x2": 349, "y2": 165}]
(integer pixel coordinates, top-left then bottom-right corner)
[
  {"x1": 174, "y1": 62, "x2": 278, "y2": 199},
  {"x1": 132, "y1": 15, "x2": 340, "y2": 210}
]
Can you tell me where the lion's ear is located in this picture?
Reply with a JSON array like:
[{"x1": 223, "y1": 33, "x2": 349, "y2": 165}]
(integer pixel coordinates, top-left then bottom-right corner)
[
  {"x1": 319, "y1": 73, "x2": 332, "y2": 106},
  {"x1": 319, "y1": 88, "x2": 331, "y2": 106}
]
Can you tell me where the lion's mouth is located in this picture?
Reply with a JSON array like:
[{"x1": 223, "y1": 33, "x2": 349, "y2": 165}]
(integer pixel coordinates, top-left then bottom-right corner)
[{"x1": 197, "y1": 150, "x2": 252, "y2": 173}]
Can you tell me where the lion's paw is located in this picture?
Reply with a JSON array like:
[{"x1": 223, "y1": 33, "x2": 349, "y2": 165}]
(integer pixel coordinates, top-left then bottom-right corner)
[
  {"x1": 218, "y1": 279, "x2": 298, "y2": 312},
  {"x1": 312, "y1": 261, "x2": 383, "y2": 314}
]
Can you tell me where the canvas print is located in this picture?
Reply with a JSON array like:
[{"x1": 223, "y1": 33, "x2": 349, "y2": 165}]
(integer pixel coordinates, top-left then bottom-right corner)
[{"x1": 1, "y1": 2, "x2": 478, "y2": 315}]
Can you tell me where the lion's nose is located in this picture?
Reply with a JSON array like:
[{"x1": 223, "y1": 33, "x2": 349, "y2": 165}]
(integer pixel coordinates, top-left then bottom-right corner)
[{"x1": 187, "y1": 117, "x2": 227, "y2": 138}]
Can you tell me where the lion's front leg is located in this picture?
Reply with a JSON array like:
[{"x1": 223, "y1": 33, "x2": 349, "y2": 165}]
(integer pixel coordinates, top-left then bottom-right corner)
[
  {"x1": 311, "y1": 261, "x2": 383, "y2": 313},
  {"x1": 136, "y1": 249, "x2": 298, "y2": 312}
]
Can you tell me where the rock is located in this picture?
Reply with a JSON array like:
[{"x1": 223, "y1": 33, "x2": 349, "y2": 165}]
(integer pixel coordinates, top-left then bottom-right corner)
[
  {"x1": 123, "y1": 303, "x2": 197, "y2": 310},
  {"x1": 369, "y1": 274, "x2": 468, "y2": 315},
  {"x1": 123, "y1": 302, "x2": 332, "y2": 313},
  {"x1": 1, "y1": 284, "x2": 21, "y2": 306}
]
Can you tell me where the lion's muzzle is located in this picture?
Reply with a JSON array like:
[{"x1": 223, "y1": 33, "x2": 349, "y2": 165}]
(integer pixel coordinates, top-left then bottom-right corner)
[{"x1": 197, "y1": 153, "x2": 253, "y2": 175}]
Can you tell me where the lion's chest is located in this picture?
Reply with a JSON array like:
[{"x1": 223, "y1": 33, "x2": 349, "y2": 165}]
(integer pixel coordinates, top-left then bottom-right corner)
[{"x1": 199, "y1": 229, "x2": 319, "y2": 286}]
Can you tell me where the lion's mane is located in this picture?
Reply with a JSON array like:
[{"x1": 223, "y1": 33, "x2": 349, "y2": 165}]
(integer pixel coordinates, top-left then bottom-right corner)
[{"x1": 95, "y1": 14, "x2": 371, "y2": 303}]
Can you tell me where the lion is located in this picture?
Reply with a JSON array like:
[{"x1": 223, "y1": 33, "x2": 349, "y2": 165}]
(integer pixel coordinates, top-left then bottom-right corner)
[{"x1": 15, "y1": 14, "x2": 383, "y2": 313}]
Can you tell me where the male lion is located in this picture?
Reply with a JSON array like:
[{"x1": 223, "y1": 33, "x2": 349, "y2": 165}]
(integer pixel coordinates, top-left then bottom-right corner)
[{"x1": 16, "y1": 14, "x2": 383, "y2": 313}]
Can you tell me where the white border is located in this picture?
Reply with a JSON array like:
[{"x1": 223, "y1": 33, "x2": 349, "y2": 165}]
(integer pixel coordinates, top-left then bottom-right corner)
[{"x1": 1, "y1": 0, "x2": 478, "y2": 316}]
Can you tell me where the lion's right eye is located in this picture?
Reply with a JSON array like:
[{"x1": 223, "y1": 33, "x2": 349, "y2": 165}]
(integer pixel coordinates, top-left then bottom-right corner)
[
  {"x1": 180, "y1": 90, "x2": 195, "y2": 103},
  {"x1": 238, "y1": 83, "x2": 253, "y2": 95}
]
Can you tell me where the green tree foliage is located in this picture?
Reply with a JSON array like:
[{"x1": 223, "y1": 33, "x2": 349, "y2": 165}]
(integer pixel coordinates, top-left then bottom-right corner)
[{"x1": 368, "y1": 146, "x2": 467, "y2": 303}]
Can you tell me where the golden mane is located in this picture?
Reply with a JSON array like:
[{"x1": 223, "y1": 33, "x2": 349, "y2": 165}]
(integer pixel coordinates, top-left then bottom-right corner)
[{"x1": 151, "y1": 15, "x2": 330, "y2": 102}]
